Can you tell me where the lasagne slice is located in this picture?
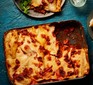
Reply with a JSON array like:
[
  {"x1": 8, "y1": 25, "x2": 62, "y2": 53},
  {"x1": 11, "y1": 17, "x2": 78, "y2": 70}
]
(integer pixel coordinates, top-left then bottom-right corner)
[{"x1": 30, "y1": 0, "x2": 62, "y2": 13}]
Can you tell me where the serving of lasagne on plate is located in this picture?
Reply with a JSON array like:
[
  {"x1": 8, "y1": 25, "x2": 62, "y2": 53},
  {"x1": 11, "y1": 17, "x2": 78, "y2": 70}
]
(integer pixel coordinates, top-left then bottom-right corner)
[
  {"x1": 14, "y1": 0, "x2": 65, "y2": 18},
  {"x1": 4, "y1": 20, "x2": 90, "y2": 85}
]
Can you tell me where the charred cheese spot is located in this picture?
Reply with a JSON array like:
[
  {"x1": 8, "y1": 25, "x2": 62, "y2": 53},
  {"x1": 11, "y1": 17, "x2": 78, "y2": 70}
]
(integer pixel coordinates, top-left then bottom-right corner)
[
  {"x1": 44, "y1": 66, "x2": 53, "y2": 73},
  {"x1": 29, "y1": 79, "x2": 37, "y2": 85},
  {"x1": 34, "y1": 25, "x2": 39, "y2": 29},
  {"x1": 22, "y1": 68, "x2": 33, "y2": 78},
  {"x1": 7, "y1": 63, "x2": 11, "y2": 68},
  {"x1": 33, "y1": 75, "x2": 40, "y2": 80},
  {"x1": 67, "y1": 60, "x2": 77, "y2": 68},
  {"x1": 34, "y1": 5, "x2": 46, "y2": 14},
  {"x1": 64, "y1": 54, "x2": 70, "y2": 63},
  {"x1": 47, "y1": 0, "x2": 54, "y2": 3},
  {"x1": 43, "y1": 25, "x2": 49, "y2": 31},
  {"x1": 64, "y1": 54, "x2": 76, "y2": 68},
  {"x1": 41, "y1": 34, "x2": 50, "y2": 45},
  {"x1": 24, "y1": 45, "x2": 30, "y2": 51},
  {"x1": 13, "y1": 64, "x2": 20, "y2": 70},
  {"x1": 18, "y1": 29, "x2": 28, "y2": 35},
  {"x1": 71, "y1": 48, "x2": 81, "y2": 56},
  {"x1": 57, "y1": 49, "x2": 62, "y2": 58},
  {"x1": 37, "y1": 57, "x2": 43, "y2": 62},
  {"x1": 21, "y1": 48, "x2": 27, "y2": 54},
  {"x1": 39, "y1": 70, "x2": 44, "y2": 76},
  {"x1": 15, "y1": 59, "x2": 20, "y2": 64},
  {"x1": 67, "y1": 71, "x2": 74, "y2": 76},
  {"x1": 34, "y1": 44, "x2": 37, "y2": 47},
  {"x1": 39, "y1": 46, "x2": 50, "y2": 55},
  {"x1": 47, "y1": 55, "x2": 51, "y2": 61},
  {"x1": 34, "y1": 62, "x2": 43, "y2": 68},
  {"x1": 72, "y1": 60, "x2": 80, "y2": 68},
  {"x1": 13, "y1": 73, "x2": 24, "y2": 82},
  {"x1": 68, "y1": 63, "x2": 74, "y2": 68},
  {"x1": 74, "y1": 69, "x2": 79, "y2": 75},
  {"x1": 59, "y1": 67, "x2": 65, "y2": 77},
  {"x1": 30, "y1": 37, "x2": 37, "y2": 43},
  {"x1": 71, "y1": 50, "x2": 76, "y2": 56},
  {"x1": 55, "y1": 59, "x2": 61, "y2": 66},
  {"x1": 29, "y1": 32, "x2": 36, "y2": 37},
  {"x1": 17, "y1": 41, "x2": 23, "y2": 46},
  {"x1": 27, "y1": 40, "x2": 31, "y2": 44},
  {"x1": 44, "y1": 50, "x2": 50, "y2": 55},
  {"x1": 14, "y1": 59, "x2": 20, "y2": 70}
]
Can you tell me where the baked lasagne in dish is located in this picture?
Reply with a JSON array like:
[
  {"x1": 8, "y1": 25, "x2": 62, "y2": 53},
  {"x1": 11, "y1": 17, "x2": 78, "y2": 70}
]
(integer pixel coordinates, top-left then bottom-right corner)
[{"x1": 4, "y1": 20, "x2": 90, "y2": 85}]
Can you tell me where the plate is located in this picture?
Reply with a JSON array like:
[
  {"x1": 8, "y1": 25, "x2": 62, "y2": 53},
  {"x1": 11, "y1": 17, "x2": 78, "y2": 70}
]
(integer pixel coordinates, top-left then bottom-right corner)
[
  {"x1": 14, "y1": 0, "x2": 65, "y2": 18},
  {"x1": 87, "y1": 11, "x2": 93, "y2": 39}
]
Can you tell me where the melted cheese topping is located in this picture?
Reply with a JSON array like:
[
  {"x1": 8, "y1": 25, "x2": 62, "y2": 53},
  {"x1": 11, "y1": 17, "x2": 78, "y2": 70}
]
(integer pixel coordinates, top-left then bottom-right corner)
[
  {"x1": 31, "y1": 0, "x2": 62, "y2": 12},
  {"x1": 4, "y1": 24, "x2": 89, "y2": 85},
  {"x1": 31, "y1": 0, "x2": 42, "y2": 7},
  {"x1": 44, "y1": 0, "x2": 62, "y2": 12}
]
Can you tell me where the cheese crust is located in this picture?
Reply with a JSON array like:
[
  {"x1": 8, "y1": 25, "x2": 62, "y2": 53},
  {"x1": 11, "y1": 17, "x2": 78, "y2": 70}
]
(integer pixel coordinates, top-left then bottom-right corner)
[
  {"x1": 4, "y1": 21, "x2": 90, "y2": 85},
  {"x1": 30, "y1": 0, "x2": 62, "y2": 13}
]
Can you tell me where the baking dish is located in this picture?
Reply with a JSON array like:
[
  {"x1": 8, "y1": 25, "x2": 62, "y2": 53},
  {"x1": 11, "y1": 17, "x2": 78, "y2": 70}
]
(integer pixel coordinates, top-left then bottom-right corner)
[{"x1": 4, "y1": 20, "x2": 90, "y2": 85}]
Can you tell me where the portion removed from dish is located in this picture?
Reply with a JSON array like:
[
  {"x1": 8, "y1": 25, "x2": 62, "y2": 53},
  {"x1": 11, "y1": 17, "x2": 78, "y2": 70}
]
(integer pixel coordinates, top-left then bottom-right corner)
[{"x1": 4, "y1": 20, "x2": 90, "y2": 85}]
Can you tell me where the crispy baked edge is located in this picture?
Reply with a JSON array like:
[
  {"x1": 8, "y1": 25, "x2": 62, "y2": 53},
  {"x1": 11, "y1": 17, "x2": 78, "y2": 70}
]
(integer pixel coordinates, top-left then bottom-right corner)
[{"x1": 4, "y1": 31, "x2": 14, "y2": 84}]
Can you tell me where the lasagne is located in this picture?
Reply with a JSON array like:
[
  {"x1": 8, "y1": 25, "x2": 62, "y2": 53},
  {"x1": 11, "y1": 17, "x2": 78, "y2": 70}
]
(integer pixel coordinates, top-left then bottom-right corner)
[
  {"x1": 29, "y1": 0, "x2": 62, "y2": 13},
  {"x1": 4, "y1": 20, "x2": 90, "y2": 85}
]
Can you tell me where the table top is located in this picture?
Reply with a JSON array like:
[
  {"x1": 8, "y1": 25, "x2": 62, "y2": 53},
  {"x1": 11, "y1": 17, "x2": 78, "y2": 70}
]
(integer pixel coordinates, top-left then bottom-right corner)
[{"x1": 0, "y1": 0, "x2": 93, "y2": 85}]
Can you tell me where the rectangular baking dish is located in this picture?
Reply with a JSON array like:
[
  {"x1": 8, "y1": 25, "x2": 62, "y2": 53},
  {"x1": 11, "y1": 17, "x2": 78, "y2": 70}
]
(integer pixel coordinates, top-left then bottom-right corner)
[{"x1": 4, "y1": 20, "x2": 90, "y2": 85}]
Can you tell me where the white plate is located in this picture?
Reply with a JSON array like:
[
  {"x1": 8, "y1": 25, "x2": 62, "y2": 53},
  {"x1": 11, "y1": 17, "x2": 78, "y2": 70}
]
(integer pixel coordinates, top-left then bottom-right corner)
[
  {"x1": 14, "y1": 0, "x2": 65, "y2": 18},
  {"x1": 87, "y1": 11, "x2": 93, "y2": 39}
]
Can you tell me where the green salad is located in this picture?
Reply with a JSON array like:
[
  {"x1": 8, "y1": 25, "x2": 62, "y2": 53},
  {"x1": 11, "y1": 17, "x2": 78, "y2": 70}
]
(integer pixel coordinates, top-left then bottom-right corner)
[{"x1": 20, "y1": 0, "x2": 31, "y2": 14}]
